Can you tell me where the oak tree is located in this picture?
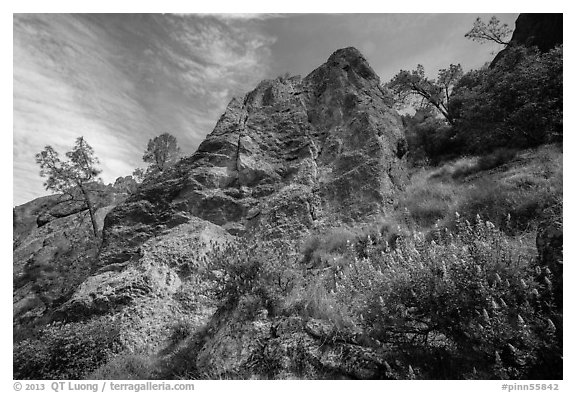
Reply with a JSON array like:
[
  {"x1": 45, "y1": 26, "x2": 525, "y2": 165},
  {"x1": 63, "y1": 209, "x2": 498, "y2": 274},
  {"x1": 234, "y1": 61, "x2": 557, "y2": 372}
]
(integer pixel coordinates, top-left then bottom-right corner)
[{"x1": 387, "y1": 64, "x2": 463, "y2": 125}]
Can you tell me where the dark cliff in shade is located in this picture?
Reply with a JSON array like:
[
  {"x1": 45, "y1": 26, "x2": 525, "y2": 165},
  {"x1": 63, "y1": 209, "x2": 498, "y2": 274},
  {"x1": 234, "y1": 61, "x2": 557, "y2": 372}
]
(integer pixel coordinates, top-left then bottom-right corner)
[
  {"x1": 99, "y1": 47, "x2": 408, "y2": 266},
  {"x1": 491, "y1": 13, "x2": 562, "y2": 67}
]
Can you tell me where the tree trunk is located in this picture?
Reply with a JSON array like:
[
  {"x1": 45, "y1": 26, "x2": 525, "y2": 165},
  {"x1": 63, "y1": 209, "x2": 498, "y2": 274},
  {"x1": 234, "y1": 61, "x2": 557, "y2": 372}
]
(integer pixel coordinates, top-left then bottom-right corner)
[{"x1": 79, "y1": 183, "x2": 99, "y2": 238}]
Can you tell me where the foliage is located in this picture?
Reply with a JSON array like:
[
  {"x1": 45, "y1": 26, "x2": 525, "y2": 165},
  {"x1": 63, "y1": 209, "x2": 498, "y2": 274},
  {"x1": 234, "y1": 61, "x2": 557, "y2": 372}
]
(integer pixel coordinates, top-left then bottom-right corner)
[
  {"x1": 451, "y1": 148, "x2": 518, "y2": 179},
  {"x1": 87, "y1": 351, "x2": 157, "y2": 380},
  {"x1": 465, "y1": 16, "x2": 513, "y2": 45},
  {"x1": 387, "y1": 64, "x2": 462, "y2": 125},
  {"x1": 35, "y1": 137, "x2": 101, "y2": 193},
  {"x1": 390, "y1": 18, "x2": 561, "y2": 160},
  {"x1": 402, "y1": 108, "x2": 460, "y2": 164},
  {"x1": 451, "y1": 45, "x2": 562, "y2": 152},
  {"x1": 132, "y1": 167, "x2": 146, "y2": 183},
  {"x1": 35, "y1": 137, "x2": 102, "y2": 236},
  {"x1": 205, "y1": 212, "x2": 561, "y2": 379},
  {"x1": 330, "y1": 216, "x2": 561, "y2": 379},
  {"x1": 399, "y1": 180, "x2": 458, "y2": 228},
  {"x1": 203, "y1": 238, "x2": 301, "y2": 316},
  {"x1": 301, "y1": 227, "x2": 357, "y2": 267},
  {"x1": 400, "y1": 145, "x2": 561, "y2": 235},
  {"x1": 14, "y1": 316, "x2": 123, "y2": 379},
  {"x1": 143, "y1": 133, "x2": 181, "y2": 173}
]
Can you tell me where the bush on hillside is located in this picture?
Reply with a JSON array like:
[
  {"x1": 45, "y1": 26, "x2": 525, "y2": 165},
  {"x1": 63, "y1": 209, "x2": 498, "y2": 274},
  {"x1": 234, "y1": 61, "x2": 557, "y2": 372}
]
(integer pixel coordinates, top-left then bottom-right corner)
[
  {"x1": 450, "y1": 45, "x2": 562, "y2": 153},
  {"x1": 332, "y1": 215, "x2": 561, "y2": 379},
  {"x1": 14, "y1": 316, "x2": 122, "y2": 379},
  {"x1": 203, "y1": 239, "x2": 301, "y2": 317}
]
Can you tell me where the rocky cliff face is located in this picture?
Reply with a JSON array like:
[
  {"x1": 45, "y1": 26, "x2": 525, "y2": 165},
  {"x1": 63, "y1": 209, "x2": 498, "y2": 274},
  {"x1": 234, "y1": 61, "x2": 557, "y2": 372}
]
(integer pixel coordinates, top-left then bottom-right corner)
[
  {"x1": 100, "y1": 47, "x2": 407, "y2": 267},
  {"x1": 14, "y1": 47, "x2": 408, "y2": 379},
  {"x1": 13, "y1": 182, "x2": 130, "y2": 325}
]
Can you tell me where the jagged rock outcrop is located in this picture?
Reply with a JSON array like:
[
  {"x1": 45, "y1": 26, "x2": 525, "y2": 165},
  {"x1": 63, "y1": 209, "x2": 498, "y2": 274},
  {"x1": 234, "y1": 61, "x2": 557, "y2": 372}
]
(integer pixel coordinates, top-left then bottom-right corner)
[
  {"x1": 13, "y1": 178, "x2": 137, "y2": 324},
  {"x1": 13, "y1": 205, "x2": 111, "y2": 324},
  {"x1": 59, "y1": 216, "x2": 232, "y2": 321},
  {"x1": 100, "y1": 47, "x2": 407, "y2": 266},
  {"x1": 14, "y1": 47, "x2": 409, "y2": 379},
  {"x1": 491, "y1": 13, "x2": 563, "y2": 67}
]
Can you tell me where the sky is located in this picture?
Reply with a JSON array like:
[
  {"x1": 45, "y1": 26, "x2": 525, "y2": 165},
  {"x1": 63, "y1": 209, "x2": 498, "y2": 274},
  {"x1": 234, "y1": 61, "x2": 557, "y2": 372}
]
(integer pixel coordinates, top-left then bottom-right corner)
[{"x1": 13, "y1": 13, "x2": 519, "y2": 206}]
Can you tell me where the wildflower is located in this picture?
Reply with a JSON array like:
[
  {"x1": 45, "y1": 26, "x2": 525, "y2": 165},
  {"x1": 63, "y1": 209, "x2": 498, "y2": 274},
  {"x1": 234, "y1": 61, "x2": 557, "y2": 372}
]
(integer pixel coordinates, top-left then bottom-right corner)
[
  {"x1": 531, "y1": 288, "x2": 540, "y2": 298},
  {"x1": 491, "y1": 299, "x2": 500, "y2": 310},
  {"x1": 535, "y1": 266, "x2": 541, "y2": 275},
  {"x1": 408, "y1": 365, "x2": 415, "y2": 379},
  {"x1": 482, "y1": 308, "x2": 491, "y2": 323},
  {"x1": 517, "y1": 314, "x2": 525, "y2": 326},
  {"x1": 495, "y1": 351, "x2": 502, "y2": 365},
  {"x1": 384, "y1": 361, "x2": 392, "y2": 373},
  {"x1": 520, "y1": 279, "x2": 528, "y2": 289},
  {"x1": 547, "y1": 319, "x2": 556, "y2": 333}
]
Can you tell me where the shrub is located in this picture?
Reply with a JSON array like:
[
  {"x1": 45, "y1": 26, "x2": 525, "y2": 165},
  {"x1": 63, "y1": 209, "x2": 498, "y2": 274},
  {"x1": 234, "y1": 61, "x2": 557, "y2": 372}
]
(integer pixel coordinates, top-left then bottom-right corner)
[
  {"x1": 14, "y1": 315, "x2": 122, "y2": 379},
  {"x1": 87, "y1": 351, "x2": 157, "y2": 380},
  {"x1": 199, "y1": 209, "x2": 561, "y2": 379},
  {"x1": 451, "y1": 45, "x2": 562, "y2": 153},
  {"x1": 332, "y1": 216, "x2": 561, "y2": 379},
  {"x1": 203, "y1": 238, "x2": 301, "y2": 317},
  {"x1": 452, "y1": 148, "x2": 518, "y2": 179},
  {"x1": 399, "y1": 179, "x2": 458, "y2": 228},
  {"x1": 403, "y1": 109, "x2": 461, "y2": 164},
  {"x1": 170, "y1": 318, "x2": 195, "y2": 343},
  {"x1": 300, "y1": 227, "x2": 357, "y2": 267},
  {"x1": 455, "y1": 173, "x2": 561, "y2": 234}
]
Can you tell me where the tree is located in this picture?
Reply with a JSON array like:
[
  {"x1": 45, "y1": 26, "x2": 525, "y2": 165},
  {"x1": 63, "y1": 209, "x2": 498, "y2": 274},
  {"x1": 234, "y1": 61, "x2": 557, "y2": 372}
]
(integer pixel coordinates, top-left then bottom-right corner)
[
  {"x1": 35, "y1": 137, "x2": 101, "y2": 237},
  {"x1": 142, "y1": 133, "x2": 181, "y2": 172},
  {"x1": 450, "y1": 45, "x2": 562, "y2": 152},
  {"x1": 132, "y1": 167, "x2": 146, "y2": 183},
  {"x1": 465, "y1": 16, "x2": 512, "y2": 46},
  {"x1": 386, "y1": 64, "x2": 463, "y2": 125}
]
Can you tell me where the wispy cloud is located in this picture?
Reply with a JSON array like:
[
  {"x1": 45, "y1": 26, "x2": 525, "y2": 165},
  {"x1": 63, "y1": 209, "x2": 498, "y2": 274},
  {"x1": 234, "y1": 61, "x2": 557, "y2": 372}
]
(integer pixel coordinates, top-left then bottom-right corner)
[
  {"x1": 178, "y1": 13, "x2": 286, "y2": 21},
  {"x1": 13, "y1": 14, "x2": 276, "y2": 205},
  {"x1": 13, "y1": 13, "x2": 519, "y2": 206}
]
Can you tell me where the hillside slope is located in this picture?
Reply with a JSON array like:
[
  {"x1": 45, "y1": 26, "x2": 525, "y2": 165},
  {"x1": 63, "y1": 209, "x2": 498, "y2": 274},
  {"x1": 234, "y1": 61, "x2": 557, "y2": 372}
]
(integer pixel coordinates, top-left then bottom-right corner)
[{"x1": 13, "y1": 47, "x2": 562, "y2": 380}]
